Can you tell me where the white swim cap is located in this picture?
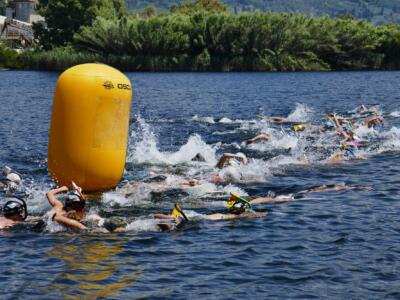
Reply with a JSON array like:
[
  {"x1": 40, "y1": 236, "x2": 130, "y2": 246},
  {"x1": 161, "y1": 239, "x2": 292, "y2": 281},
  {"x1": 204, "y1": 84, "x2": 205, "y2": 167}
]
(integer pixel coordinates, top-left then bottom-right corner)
[{"x1": 6, "y1": 173, "x2": 21, "y2": 184}]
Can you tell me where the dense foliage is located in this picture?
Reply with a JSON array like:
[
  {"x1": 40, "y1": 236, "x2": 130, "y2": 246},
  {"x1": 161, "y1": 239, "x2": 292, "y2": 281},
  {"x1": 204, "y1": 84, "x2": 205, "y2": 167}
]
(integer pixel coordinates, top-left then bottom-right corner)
[
  {"x1": 22, "y1": 11, "x2": 400, "y2": 71},
  {"x1": 127, "y1": 0, "x2": 400, "y2": 25},
  {"x1": 2, "y1": 0, "x2": 396, "y2": 72},
  {"x1": 33, "y1": 0, "x2": 127, "y2": 50},
  {"x1": 0, "y1": 42, "x2": 22, "y2": 69}
]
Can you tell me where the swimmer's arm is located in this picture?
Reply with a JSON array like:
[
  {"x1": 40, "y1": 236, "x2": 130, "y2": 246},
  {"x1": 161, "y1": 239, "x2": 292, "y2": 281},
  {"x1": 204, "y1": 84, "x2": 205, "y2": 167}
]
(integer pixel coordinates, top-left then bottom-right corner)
[
  {"x1": 216, "y1": 153, "x2": 235, "y2": 169},
  {"x1": 154, "y1": 214, "x2": 175, "y2": 220},
  {"x1": 270, "y1": 117, "x2": 287, "y2": 122},
  {"x1": 46, "y1": 186, "x2": 68, "y2": 208},
  {"x1": 249, "y1": 197, "x2": 276, "y2": 204},
  {"x1": 246, "y1": 134, "x2": 270, "y2": 145},
  {"x1": 332, "y1": 115, "x2": 342, "y2": 129},
  {"x1": 205, "y1": 212, "x2": 267, "y2": 221},
  {"x1": 53, "y1": 214, "x2": 87, "y2": 230}
]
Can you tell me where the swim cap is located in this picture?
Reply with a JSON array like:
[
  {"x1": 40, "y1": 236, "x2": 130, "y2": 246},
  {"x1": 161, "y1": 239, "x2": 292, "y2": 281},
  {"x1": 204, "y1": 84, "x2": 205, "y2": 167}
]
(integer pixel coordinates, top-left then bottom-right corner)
[
  {"x1": 65, "y1": 192, "x2": 85, "y2": 210},
  {"x1": 292, "y1": 124, "x2": 306, "y2": 132},
  {"x1": 3, "y1": 198, "x2": 27, "y2": 220},
  {"x1": 172, "y1": 204, "x2": 188, "y2": 221},
  {"x1": 6, "y1": 173, "x2": 21, "y2": 184}
]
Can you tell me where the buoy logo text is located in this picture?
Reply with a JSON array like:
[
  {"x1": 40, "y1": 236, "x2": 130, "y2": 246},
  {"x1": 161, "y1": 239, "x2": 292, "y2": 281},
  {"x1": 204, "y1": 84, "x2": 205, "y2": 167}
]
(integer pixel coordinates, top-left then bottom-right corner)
[{"x1": 117, "y1": 83, "x2": 131, "y2": 90}]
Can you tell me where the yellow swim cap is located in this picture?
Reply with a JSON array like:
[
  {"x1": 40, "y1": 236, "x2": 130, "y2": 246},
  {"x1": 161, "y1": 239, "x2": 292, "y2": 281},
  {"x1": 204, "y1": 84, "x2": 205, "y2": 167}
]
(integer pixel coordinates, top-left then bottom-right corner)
[
  {"x1": 227, "y1": 193, "x2": 241, "y2": 208},
  {"x1": 292, "y1": 124, "x2": 306, "y2": 132}
]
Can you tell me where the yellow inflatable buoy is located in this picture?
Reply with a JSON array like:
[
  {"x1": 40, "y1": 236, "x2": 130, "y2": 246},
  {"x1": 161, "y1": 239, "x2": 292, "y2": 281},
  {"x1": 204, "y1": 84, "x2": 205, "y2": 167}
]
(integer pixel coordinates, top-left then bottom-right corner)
[{"x1": 48, "y1": 64, "x2": 132, "y2": 191}]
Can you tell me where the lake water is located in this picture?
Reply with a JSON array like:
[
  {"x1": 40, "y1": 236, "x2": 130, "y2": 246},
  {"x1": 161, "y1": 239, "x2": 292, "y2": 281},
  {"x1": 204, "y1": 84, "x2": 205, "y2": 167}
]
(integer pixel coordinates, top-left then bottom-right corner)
[{"x1": 0, "y1": 71, "x2": 400, "y2": 299}]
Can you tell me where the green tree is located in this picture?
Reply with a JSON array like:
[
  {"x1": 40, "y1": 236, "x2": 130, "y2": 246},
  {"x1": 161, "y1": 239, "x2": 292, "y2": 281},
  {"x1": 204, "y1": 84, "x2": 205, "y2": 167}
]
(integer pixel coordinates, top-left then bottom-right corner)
[
  {"x1": 170, "y1": 0, "x2": 228, "y2": 14},
  {"x1": 0, "y1": 42, "x2": 22, "y2": 69},
  {"x1": 33, "y1": 0, "x2": 127, "y2": 50},
  {"x1": 0, "y1": 0, "x2": 7, "y2": 15},
  {"x1": 141, "y1": 5, "x2": 157, "y2": 18}
]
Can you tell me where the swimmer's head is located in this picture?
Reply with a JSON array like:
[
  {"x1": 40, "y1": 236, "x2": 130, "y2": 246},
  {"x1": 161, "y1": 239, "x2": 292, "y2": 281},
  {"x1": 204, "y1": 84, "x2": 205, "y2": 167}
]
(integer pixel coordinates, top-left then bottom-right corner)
[
  {"x1": 104, "y1": 217, "x2": 128, "y2": 233},
  {"x1": 230, "y1": 202, "x2": 246, "y2": 214},
  {"x1": 236, "y1": 153, "x2": 247, "y2": 164},
  {"x1": 7, "y1": 173, "x2": 21, "y2": 185},
  {"x1": 227, "y1": 193, "x2": 252, "y2": 215},
  {"x1": 172, "y1": 204, "x2": 188, "y2": 221},
  {"x1": 65, "y1": 190, "x2": 85, "y2": 212},
  {"x1": 3, "y1": 198, "x2": 27, "y2": 221},
  {"x1": 292, "y1": 124, "x2": 306, "y2": 132},
  {"x1": 191, "y1": 153, "x2": 206, "y2": 162},
  {"x1": 2, "y1": 166, "x2": 21, "y2": 185},
  {"x1": 187, "y1": 179, "x2": 200, "y2": 187}
]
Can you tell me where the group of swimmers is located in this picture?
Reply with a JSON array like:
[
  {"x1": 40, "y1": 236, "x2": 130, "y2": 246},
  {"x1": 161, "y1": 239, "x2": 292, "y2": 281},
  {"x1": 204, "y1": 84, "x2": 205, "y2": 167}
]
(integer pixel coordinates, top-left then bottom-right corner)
[
  {"x1": 0, "y1": 165, "x2": 370, "y2": 232},
  {"x1": 0, "y1": 105, "x2": 384, "y2": 233},
  {"x1": 248, "y1": 104, "x2": 385, "y2": 162}
]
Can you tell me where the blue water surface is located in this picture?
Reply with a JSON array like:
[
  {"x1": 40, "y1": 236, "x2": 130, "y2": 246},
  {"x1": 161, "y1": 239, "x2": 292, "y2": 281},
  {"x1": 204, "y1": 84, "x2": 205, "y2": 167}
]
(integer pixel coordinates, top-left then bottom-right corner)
[{"x1": 0, "y1": 71, "x2": 399, "y2": 299}]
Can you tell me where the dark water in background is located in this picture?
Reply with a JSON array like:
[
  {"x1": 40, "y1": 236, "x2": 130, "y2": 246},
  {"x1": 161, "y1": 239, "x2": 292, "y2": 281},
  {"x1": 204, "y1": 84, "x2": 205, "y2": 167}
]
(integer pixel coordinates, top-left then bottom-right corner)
[{"x1": 0, "y1": 71, "x2": 400, "y2": 299}]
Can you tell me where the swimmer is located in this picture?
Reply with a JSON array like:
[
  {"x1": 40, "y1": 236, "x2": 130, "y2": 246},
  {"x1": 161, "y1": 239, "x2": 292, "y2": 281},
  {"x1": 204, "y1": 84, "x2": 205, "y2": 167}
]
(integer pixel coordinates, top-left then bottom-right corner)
[
  {"x1": 245, "y1": 134, "x2": 270, "y2": 145},
  {"x1": 363, "y1": 116, "x2": 384, "y2": 128},
  {"x1": 240, "y1": 184, "x2": 371, "y2": 205},
  {"x1": 118, "y1": 177, "x2": 209, "y2": 197},
  {"x1": 0, "y1": 166, "x2": 22, "y2": 192},
  {"x1": 298, "y1": 184, "x2": 371, "y2": 194},
  {"x1": 155, "y1": 203, "x2": 266, "y2": 231},
  {"x1": 0, "y1": 198, "x2": 28, "y2": 230},
  {"x1": 216, "y1": 153, "x2": 248, "y2": 169},
  {"x1": 328, "y1": 145, "x2": 366, "y2": 162},
  {"x1": 46, "y1": 182, "x2": 88, "y2": 230},
  {"x1": 354, "y1": 105, "x2": 378, "y2": 115},
  {"x1": 251, "y1": 184, "x2": 371, "y2": 202}
]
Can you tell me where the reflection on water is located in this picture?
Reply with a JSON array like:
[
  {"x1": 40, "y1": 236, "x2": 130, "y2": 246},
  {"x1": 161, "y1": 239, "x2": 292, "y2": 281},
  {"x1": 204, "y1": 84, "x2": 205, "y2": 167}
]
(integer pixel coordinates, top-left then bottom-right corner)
[{"x1": 45, "y1": 235, "x2": 142, "y2": 299}]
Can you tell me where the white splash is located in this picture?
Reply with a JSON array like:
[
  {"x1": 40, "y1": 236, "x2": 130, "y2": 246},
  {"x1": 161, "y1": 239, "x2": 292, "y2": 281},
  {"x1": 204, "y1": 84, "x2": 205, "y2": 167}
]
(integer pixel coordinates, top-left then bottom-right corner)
[
  {"x1": 354, "y1": 125, "x2": 377, "y2": 137},
  {"x1": 222, "y1": 184, "x2": 249, "y2": 196},
  {"x1": 128, "y1": 117, "x2": 218, "y2": 165},
  {"x1": 125, "y1": 218, "x2": 161, "y2": 232},
  {"x1": 23, "y1": 182, "x2": 53, "y2": 215},
  {"x1": 191, "y1": 115, "x2": 215, "y2": 124},
  {"x1": 185, "y1": 182, "x2": 218, "y2": 197},
  {"x1": 286, "y1": 103, "x2": 313, "y2": 122},
  {"x1": 381, "y1": 127, "x2": 400, "y2": 151},
  {"x1": 217, "y1": 159, "x2": 271, "y2": 183},
  {"x1": 102, "y1": 187, "x2": 152, "y2": 207}
]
